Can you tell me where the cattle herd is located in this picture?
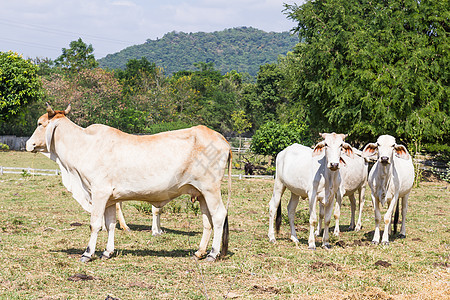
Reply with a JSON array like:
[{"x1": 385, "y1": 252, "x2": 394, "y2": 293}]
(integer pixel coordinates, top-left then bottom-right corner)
[{"x1": 25, "y1": 104, "x2": 414, "y2": 263}]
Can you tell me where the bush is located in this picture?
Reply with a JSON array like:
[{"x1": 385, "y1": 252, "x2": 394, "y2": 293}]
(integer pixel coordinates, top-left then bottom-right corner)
[{"x1": 250, "y1": 120, "x2": 310, "y2": 159}]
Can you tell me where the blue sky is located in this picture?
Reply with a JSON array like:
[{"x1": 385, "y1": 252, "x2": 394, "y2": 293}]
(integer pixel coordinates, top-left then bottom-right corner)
[{"x1": 0, "y1": 0, "x2": 304, "y2": 60}]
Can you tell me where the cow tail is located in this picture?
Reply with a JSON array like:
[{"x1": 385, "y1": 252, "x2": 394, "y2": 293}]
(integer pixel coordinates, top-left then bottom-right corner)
[
  {"x1": 221, "y1": 150, "x2": 231, "y2": 258},
  {"x1": 393, "y1": 198, "x2": 399, "y2": 235},
  {"x1": 275, "y1": 202, "x2": 282, "y2": 234},
  {"x1": 221, "y1": 214, "x2": 229, "y2": 258}
]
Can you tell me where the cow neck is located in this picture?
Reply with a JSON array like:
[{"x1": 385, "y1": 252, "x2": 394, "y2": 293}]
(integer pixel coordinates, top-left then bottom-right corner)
[
  {"x1": 52, "y1": 117, "x2": 85, "y2": 165},
  {"x1": 378, "y1": 158, "x2": 394, "y2": 196}
]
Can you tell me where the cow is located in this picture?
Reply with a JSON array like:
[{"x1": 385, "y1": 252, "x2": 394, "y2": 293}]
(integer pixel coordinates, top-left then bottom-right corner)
[
  {"x1": 268, "y1": 133, "x2": 353, "y2": 249},
  {"x1": 362, "y1": 135, "x2": 414, "y2": 245},
  {"x1": 315, "y1": 148, "x2": 368, "y2": 236},
  {"x1": 26, "y1": 103, "x2": 231, "y2": 262}
]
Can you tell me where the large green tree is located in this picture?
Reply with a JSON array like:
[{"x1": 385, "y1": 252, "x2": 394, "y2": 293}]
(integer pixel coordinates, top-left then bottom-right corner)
[
  {"x1": 285, "y1": 0, "x2": 449, "y2": 148},
  {"x1": 0, "y1": 51, "x2": 43, "y2": 124},
  {"x1": 55, "y1": 38, "x2": 99, "y2": 71}
]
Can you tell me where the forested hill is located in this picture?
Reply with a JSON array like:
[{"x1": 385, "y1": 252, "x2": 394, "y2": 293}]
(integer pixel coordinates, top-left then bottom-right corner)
[{"x1": 98, "y1": 27, "x2": 298, "y2": 76}]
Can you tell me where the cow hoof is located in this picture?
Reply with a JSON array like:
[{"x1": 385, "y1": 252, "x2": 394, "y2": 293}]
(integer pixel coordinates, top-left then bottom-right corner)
[
  {"x1": 269, "y1": 238, "x2": 276, "y2": 243},
  {"x1": 381, "y1": 241, "x2": 390, "y2": 246},
  {"x1": 205, "y1": 254, "x2": 216, "y2": 262},
  {"x1": 355, "y1": 226, "x2": 361, "y2": 232},
  {"x1": 80, "y1": 255, "x2": 91, "y2": 263},
  {"x1": 333, "y1": 231, "x2": 340, "y2": 237},
  {"x1": 322, "y1": 244, "x2": 332, "y2": 249},
  {"x1": 371, "y1": 241, "x2": 379, "y2": 245},
  {"x1": 193, "y1": 251, "x2": 207, "y2": 260},
  {"x1": 308, "y1": 246, "x2": 316, "y2": 250},
  {"x1": 101, "y1": 253, "x2": 113, "y2": 260},
  {"x1": 152, "y1": 231, "x2": 163, "y2": 237},
  {"x1": 398, "y1": 234, "x2": 406, "y2": 239}
]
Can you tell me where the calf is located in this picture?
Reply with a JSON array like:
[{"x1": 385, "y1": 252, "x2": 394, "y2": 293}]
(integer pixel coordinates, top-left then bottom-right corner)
[{"x1": 363, "y1": 135, "x2": 414, "y2": 245}]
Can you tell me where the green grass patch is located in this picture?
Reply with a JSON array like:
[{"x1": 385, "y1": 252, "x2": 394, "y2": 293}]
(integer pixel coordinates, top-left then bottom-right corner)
[{"x1": 0, "y1": 151, "x2": 448, "y2": 298}]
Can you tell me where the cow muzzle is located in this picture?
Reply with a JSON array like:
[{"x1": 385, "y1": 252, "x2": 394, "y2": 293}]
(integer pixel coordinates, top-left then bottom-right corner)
[
  {"x1": 328, "y1": 162, "x2": 340, "y2": 171},
  {"x1": 380, "y1": 156, "x2": 390, "y2": 165}
]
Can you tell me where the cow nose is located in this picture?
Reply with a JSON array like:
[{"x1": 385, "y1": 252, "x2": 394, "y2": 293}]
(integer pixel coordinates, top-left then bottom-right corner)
[
  {"x1": 380, "y1": 156, "x2": 389, "y2": 164},
  {"x1": 329, "y1": 162, "x2": 339, "y2": 170}
]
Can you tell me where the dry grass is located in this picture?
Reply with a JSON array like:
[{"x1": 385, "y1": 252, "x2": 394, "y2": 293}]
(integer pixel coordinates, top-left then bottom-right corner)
[{"x1": 0, "y1": 151, "x2": 449, "y2": 299}]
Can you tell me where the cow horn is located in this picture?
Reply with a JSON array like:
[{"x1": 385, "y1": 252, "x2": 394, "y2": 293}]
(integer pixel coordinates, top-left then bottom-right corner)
[
  {"x1": 46, "y1": 102, "x2": 55, "y2": 117},
  {"x1": 64, "y1": 104, "x2": 71, "y2": 115}
]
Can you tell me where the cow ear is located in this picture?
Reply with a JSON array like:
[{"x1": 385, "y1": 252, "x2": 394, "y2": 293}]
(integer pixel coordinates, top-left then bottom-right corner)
[
  {"x1": 362, "y1": 143, "x2": 378, "y2": 159},
  {"x1": 394, "y1": 144, "x2": 410, "y2": 160},
  {"x1": 342, "y1": 143, "x2": 354, "y2": 158},
  {"x1": 45, "y1": 119, "x2": 59, "y2": 152},
  {"x1": 312, "y1": 141, "x2": 325, "y2": 157}
]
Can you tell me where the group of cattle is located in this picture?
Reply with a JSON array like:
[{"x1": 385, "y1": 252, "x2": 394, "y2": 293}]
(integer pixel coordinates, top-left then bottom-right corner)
[{"x1": 25, "y1": 104, "x2": 414, "y2": 263}]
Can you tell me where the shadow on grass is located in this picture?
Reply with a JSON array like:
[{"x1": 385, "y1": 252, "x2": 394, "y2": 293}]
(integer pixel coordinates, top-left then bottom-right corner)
[
  {"x1": 120, "y1": 224, "x2": 200, "y2": 236},
  {"x1": 53, "y1": 247, "x2": 235, "y2": 259}
]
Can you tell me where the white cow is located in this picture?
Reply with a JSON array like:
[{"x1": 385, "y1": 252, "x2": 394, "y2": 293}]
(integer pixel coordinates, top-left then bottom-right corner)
[
  {"x1": 268, "y1": 133, "x2": 354, "y2": 249},
  {"x1": 362, "y1": 135, "x2": 414, "y2": 245},
  {"x1": 316, "y1": 148, "x2": 368, "y2": 236},
  {"x1": 26, "y1": 104, "x2": 231, "y2": 262}
]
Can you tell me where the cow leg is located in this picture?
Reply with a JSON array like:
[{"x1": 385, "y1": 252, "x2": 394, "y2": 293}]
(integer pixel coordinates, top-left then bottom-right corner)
[
  {"x1": 80, "y1": 193, "x2": 109, "y2": 262},
  {"x1": 268, "y1": 178, "x2": 286, "y2": 243},
  {"x1": 308, "y1": 189, "x2": 319, "y2": 250},
  {"x1": 116, "y1": 202, "x2": 130, "y2": 232},
  {"x1": 287, "y1": 193, "x2": 300, "y2": 244},
  {"x1": 333, "y1": 192, "x2": 343, "y2": 236},
  {"x1": 322, "y1": 194, "x2": 336, "y2": 248},
  {"x1": 315, "y1": 201, "x2": 324, "y2": 236},
  {"x1": 152, "y1": 205, "x2": 163, "y2": 236},
  {"x1": 202, "y1": 191, "x2": 227, "y2": 262},
  {"x1": 398, "y1": 195, "x2": 408, "y2": 238},
  {"x1": 348, "y1": 193, "x2": 357, "y2": 231},
  {"x1": 194, "y1": 196, "x2": 212, "y2": 260},
  {"x1": 355, "y1": 185, "x2": 366, "y2": 231},
  {"x1": 372, "y1": 195, "x2": 381, "y2": 244},
  {"x1": 382, "y1": 196, "x2": 398, "y2": 245},
  {"x1": 102, "y1": 204, "x2": 117, "y2": 259}
]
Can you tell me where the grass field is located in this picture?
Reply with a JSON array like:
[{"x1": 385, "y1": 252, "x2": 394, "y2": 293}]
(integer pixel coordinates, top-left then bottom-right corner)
[{"x1": 0, "y1": 151, "x2": 449, "y2": 299}]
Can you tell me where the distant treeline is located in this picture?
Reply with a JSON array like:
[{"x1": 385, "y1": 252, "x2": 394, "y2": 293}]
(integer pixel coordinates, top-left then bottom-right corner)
[{"x1": 98, "y1": 27, "x2": 299, "y2": 77}]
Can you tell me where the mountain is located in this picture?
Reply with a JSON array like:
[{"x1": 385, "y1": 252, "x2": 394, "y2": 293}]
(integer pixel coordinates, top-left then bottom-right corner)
[{"x1": 98, "y1": 27, "x2": 298, "y2": 77}]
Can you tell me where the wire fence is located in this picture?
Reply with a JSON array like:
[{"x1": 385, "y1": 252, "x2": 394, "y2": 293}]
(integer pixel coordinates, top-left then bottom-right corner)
[{"x1": 0, "y1": 166, "x2": 60, "y2": 176}]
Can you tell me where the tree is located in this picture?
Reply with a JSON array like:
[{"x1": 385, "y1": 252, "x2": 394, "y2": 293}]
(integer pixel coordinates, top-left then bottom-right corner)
[
  {"x1": 284, "y1": 0, "x2": 449, "y2": 147},
  {"x1": 0, "y1": 51, "x2": 43, "y2": 123},
  {"x1": 250, "y1": 120, "x2": 310, "y2": 162},
  {"x1": 55, "y1": 38, "x2": 99, "y2": 71},
  {"x1": 231, "y1": 109, "x2": 252, "y2": 160}
]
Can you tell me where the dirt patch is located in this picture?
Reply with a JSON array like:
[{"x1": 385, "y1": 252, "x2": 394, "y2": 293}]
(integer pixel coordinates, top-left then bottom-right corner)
[
  {"x1": 412, "y1": 238, "x2": 422, "y2": 242},
  {"x1": 432, "y1": 262, "x2": 449, "y2": 268},
  {"x1": 335, "y1": 240, "x2": 346, "y2": 248},
  {"x1": 374, "y1": 260, "x2": 392, "y2": 268},
  {"x1": 310, "y1": 261, "x2": 342, "y2": 271},
  {"x1": 68, "y1": 273, "x2": 100, "y2": 281},
  {"x1": 250, "y1": 285, "x2": 281, "y2": 294}
]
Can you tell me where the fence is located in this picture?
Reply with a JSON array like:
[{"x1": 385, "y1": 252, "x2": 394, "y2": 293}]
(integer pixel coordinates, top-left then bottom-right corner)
[
  {"x1": 0, "y1": 136, "x2": 29, "y2": 151},
  {"x1": 0, "y1": 166, "x2": 60, "y2": 176}
]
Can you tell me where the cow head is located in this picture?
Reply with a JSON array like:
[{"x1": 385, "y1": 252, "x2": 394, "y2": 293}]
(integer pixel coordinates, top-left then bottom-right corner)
[
  {"x1": 362, "y1": 135, "x2": 410, "y2": 165},
  {"x1": 312, "y1": 132, "x2": 353, "y2": 171},
  {"x1": 26, "y1": 103, "x2": 71, "y2": 153}
]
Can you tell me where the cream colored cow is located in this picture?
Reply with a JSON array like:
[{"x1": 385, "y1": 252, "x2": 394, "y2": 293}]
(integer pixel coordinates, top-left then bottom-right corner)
[
  {"x1": 363, "y1": 135, "x2": 414, "y2": 245},
  {"x1": 27, "y1": 104, "x2": 231, "y2": 262}
]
